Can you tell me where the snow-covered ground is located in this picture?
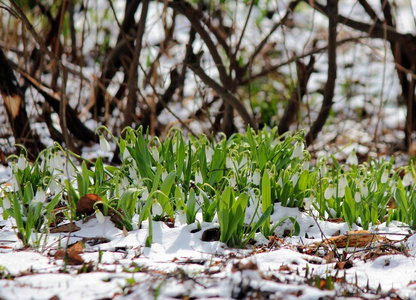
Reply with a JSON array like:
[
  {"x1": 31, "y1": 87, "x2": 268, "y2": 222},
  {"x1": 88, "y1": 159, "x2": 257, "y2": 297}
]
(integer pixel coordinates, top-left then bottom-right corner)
[{"x1": 0, "y1": 186, "x2": 415, "y2": 300}]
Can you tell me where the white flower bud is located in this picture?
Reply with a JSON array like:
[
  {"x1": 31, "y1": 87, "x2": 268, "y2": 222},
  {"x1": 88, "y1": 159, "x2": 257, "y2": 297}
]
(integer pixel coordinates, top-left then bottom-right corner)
[
  {"x1": 252, "y1": 169, "x2": 261, "y2": 186},
  {"x1": 34, "y1": 188, "x2": 46, "y2": 203},
  {"x1": 3, "y1": 197, "x2": 11, "y2": 210},
  {"x1": 206, "y1": 146, "x2": 214, "y2": 163},
  {"x1": 291, "y1": 173, "x2": 299, "y2": 186},
  {"x1": 17, "y1": 155, "x2": 27, "y2": 171},
  {"x1": 195, "y1": 169, "x2": 203, "y2": 185},
  {"x1": 346, "y1": 149, "x2": 358, "y2": 166},
  {"x1": 176, "y1": 209, "x2": 186, "y2": 225},
  {"x1": 151, "y1": 147, "x2": 159, "y2": 162},
  {"x1": 339, "y1": 175, "x2": 348, "y2": 189},
  {"x1": 337, "y1": 184, "x2": 345, "y2": 198},
  {"x1": 141, "y1": 188, "x2": 149, "y2": 201},
  {"x1": 381, "y1": 169, "x2": 389, "y2": 184},
  {"x1": 162, "y1": 170, "x2": 168, "y2": 181},
  {"x1": 99, "y1": 135, "x2": 111, "y2": 152},
  {"x1": 291, "y1": 141, "x2": 304, "y2": 159},
  {"x1": 11, "y1": 175, "x2": 19, "y2": 191},
  {"x1": 403, "y1": 172, "x2": 414, "y2": 187},
  {"x1": 361, "y1": 181, "x2": 369, "y2": 198},
  {"x1": 95, "y1": 210, "x2": 105, "y2": 224},
  {"x1": 354, "y1": 191, "x2": 361, "y2": 203},
  {"x1": 304, "y1": 197, "x2": 314, "y2": 210},
  {"x1": 152, "y1": 199, "x2": 163, "y2": 216},
  {"x1": 229, "y1": 174, "x2": 236, "y2": 187},
  {"x1": 324, "y1": 184, "x2": 334, "y2": 200}
]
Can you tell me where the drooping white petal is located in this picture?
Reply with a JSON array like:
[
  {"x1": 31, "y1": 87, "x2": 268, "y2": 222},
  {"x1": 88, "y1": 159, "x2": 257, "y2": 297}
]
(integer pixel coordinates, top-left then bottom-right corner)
[
  {"x1": 34, "y1": 188, "x2": 46, "y2": 203},
  {"x1": 346, "y1": 149, "x2": 358, "y2": 166},
  {"x1": 291, "y1": 173, "x2": 299, "y2": 186},
  {"x1": 337, "y1": 184, "x2": 345, "y2": 198},
  {"x1": 339, "y1": 175, "x2": 348, "y2": 189},
  {"x1": 381, "y1": 169, "x2": 389, "y2": 184},
  {"x1": 291, "y1": 142, "x2": 304, "y2": 159},
  {"x1": 206, "y1": 146, "x2": 214, "y2": 163},
  {"x1": 195, "y1": 169, "x2": 203, "y2": 185},
  {"x1": 403, "y1": 172, "x2": 414, "y2": 186},
  {"x1": 252, "y1": 169, "x2": 261, "y2": 186},
  {"x1": 151, "y1": 147, "x2": 159, "y2": 162},
  {"x1": 354, "y1": 191, "x2": 361, "y2": 203},
  {"x1": 11, "y1": 175, "x2": 19, "y2": 191},
  {"x1": 17, "y1": 155, "x2": 27, "y2": 171},
  {"x1": 3, "y1": 197, "x2": 11, "y2": 210},
  {"x1": 152, "y1": 199, "x2": 163, "y2": 216},
  {"x1": 95, "y1": 210, "x2": 105, "y2": 224},
  {"x1": 99, "y1": 135, "x2": 111, "y2": 152},
  {"x1": 324, "y1": 184, "x2": 334, "y2": 200},
  {"x1": 304, "y1": 197, "x2": 314, "y2": 210}
]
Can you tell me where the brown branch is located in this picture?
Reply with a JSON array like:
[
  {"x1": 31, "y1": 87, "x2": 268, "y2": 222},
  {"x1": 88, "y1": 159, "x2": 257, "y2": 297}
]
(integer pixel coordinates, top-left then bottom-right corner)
[
  {"x1": 306, "y1": 0, "x2": 338, "y2": 145},
  {"x1": 122, "y1": 0, "x2": 150, "y2": 129},
  {"x1": 278, "y1": 57, "x2": 315, "y2": 135},
  {"x1": 168, "y1": 0, "x2": 230, "y2": 87},
  {"x1": 185, "y1": 51, "x2": 257, "y2": 130}
]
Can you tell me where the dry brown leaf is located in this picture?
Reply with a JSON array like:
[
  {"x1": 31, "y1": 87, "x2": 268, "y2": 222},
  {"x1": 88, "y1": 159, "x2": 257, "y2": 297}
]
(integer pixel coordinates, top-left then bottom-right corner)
[
  {"x1": 324, "y1": 230, "x2": 387, "y2": 248},
  {"x1": 54, "y1": 241, "x2": 85, "y2": 265},
  {"x1": 76, "y1": 194, "x2": 102, "y2": 216},
  {"x1": 50, "y1": 223, "x2": 80, "y2": 233}
]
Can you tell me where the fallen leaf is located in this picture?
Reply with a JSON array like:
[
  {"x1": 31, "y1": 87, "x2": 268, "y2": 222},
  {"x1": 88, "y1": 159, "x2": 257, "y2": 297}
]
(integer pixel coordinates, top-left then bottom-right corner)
[
  {"x1": 50, "y1": 223, "x2": 80, "y2": 233},
  {"x1": 317, "y1": 230, "x2": 387, "y2": 248},
  {"x1": 76, "y1": 194, "x2": 102, "y2": 216}
]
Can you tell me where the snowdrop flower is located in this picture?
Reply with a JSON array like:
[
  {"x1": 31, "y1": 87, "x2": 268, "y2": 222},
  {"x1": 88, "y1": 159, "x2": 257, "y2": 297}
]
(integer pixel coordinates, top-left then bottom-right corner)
[
  {"x1": 129, "y1": 167, "x2": 138, "y2": 182},
  {"x1": 238, "y1": 155, "x2": 248, "y2": 169},
  {"x1": 52, "y1": 152, "x2": 63, "y2": 169},
  {"x1": 2, "y1": 197, "x2": 11, "y2": 210},
  {"x1": 17, "y1": 155, "x2": 27, "y2": 171},
  {"x1": 324, "y1": 184, "x2": 334, "y2": 200},
  {"x1": 304, "y1": 196, "x2": 314, "y2": 210},
  {"x1": 176, "y1": 209, "x2": 187, "y2": 225},
  {"x1": 206, "y1": 146, "x2": 214, "y2": 163},
  {"x1": 120, "y1": 176, "x2": 129, "y2": 193},
  {"x1": 252, "y1": 169, "x2": 261, "y2": 186},
  {"x1": 277, "y1": 177, "x2": 283, "y2": 187},
  {"x1": 319, "y1": 164, "x2": 327, "y2": 177},
  {"x1": 49, "y1": 180, "x2": 58, "y2": 194},
  {"x1": 370, "y1": 180, "x2": 378, "y2": 192},
  {"x1": 195, "y1": 169, "x2": 203, "y2": 185},
  {"x1": 346, "y1": 149, "x2": 358, "y2": 166},
  {"x1": 337, "y1": 184, "x2": 346, "y2": 198},
  {"x1": 354, "y1": 191, "x2": 361, "y2": 203},
  {"x1": 162, "y1": 170, "x2": 168, "y2": 181},
  {"x1": 99, "y1": 135, "x2": 111, "y2": 152},
  {"x1": 403, "y1": 172, "x2": 414, "y2": 187},
  {"x1": 291, "y1": 173, "x2": 299, "y2": 186},
  {"x1": 95, "y1": 210, "x2": 105, "y2": 224},
  {"x1": 151, "y1": 147, "x2": 159, "y2": 162},
  {"x1": 34, "y1": 188, "x2": 46, "y2": 203},
  {"x1": 291, "y1": 141, "x2": 304, "y2": 159},
  {"x1": 141, "y1": 188, "x2": 149, "y2": 201},
  {"x1": 302, "y1": 161, "x2": 310, "y2": 171},
  {"x1": 339, "y1": 175, "x2": 348, "y2": 189},
  {"x1": 66, "y1": 162, "x2": 75, "y2": 177},
  {"x1": 152, "y1": 199, "x2": 163, "y2": 216},
  {"x1": 381, "y1": 169, "x2": 389, "y2": 184},
  {"x1": 122, "y1": 149, "x2": 131, "y2": 161},
  {"x1": 229, "y1": 173, "x2": 236, "y2": 187},
  {"x1": 360, "y1": 181, "x2": 369, "y2": 198},
  {"x1": 226, "y1": 156, "x2": 234, "y2": 169},
  {"x1": 11, "y1": 175, "x2": 19, "y2": 191}
]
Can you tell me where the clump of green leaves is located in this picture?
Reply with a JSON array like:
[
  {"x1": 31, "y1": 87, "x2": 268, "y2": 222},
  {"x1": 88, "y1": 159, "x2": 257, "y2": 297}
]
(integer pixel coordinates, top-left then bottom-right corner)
[{"x1": 2, "y1": 126, "x2": 416, "y2": 248}]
